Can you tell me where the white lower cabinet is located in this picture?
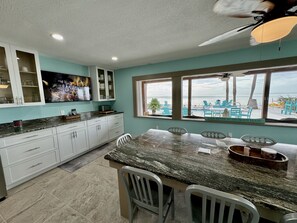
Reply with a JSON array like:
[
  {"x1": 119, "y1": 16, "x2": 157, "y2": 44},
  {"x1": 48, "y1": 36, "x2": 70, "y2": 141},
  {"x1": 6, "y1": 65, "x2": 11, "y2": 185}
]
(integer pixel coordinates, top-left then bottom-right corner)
[
  {"x1": 56, "y1": 121, "x2": 89, "y2": 162},
  {"x1": 87, "y1": 117, "x2": 109, "y2": 149},
  {"x1": 0, "y1": 128, "x2": 59, "y2": 189},
  {"x1": 0, "y1": 113, "x2": 124, "y2": 189},
  {"x1": 108, "y1": 113, "x2": 124, "y2": 140}
]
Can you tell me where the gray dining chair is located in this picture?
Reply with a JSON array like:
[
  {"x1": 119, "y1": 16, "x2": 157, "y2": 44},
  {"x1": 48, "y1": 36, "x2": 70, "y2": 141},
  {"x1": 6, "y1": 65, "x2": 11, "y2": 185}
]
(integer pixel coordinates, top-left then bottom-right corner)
[
  {"x1": 201, "y1": 131, "x2": 226, "y2": 139},
  {"x1": 116, "y1": 133, "x2": 132, "y2": 148},
  {"x1": 168, "y1": 127, "x2": 188, "y2": 135},
  {"x1": 185, "y1": 185, "x2": 260, "y2": 223},
  {"x1": 280, "y1": 213, "x2": 297, "y2": 223},
  {"x1": 119, "y1": 166, "x2": 174, "y2": 223}
]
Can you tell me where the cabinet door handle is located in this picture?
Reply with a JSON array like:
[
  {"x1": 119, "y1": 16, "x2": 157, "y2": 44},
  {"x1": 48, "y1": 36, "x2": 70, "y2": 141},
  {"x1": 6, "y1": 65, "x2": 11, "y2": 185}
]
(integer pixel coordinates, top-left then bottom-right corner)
[
  {"x1": 75, "y1": 131, "x2": 78, "y2": 138},
  {"x1": 24, "y1": 135, "x2": 38, "y2": 139},
  {"x1": 115, "y1": 122, "x2": 119, "y2": 125},
  {"x1": 98, "y1": 125, "x2": 101, "y2": 130},
  {"x1": 72, "y1": 132, "x2": 75, "y2": 138},
  {"x1": 26, "y1": 147, "x2": 40, "y2": 152},
  {"x1": 28, "y1": 162, "x2": 42, "y2": 169}
]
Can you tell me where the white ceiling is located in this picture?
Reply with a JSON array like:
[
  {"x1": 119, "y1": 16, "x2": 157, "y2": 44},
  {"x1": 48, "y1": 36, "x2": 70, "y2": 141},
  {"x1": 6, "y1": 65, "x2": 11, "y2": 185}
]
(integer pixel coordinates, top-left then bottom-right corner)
[{"x1": 0, "y1": 0, "x2": 295, "y2": 69}]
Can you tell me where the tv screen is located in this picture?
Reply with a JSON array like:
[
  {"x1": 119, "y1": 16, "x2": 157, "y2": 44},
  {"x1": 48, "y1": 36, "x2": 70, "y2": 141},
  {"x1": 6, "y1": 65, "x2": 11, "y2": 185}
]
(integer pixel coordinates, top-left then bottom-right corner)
[{"x1": 41, "y1": 70, "x2": 92, "y2": 102}]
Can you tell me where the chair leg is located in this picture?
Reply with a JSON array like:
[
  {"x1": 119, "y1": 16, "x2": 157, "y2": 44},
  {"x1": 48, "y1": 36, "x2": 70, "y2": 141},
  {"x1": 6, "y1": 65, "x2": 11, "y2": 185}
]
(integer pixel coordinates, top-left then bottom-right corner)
[{"x1": 171, "y1": 191, "x2": 175, "y2": 220}]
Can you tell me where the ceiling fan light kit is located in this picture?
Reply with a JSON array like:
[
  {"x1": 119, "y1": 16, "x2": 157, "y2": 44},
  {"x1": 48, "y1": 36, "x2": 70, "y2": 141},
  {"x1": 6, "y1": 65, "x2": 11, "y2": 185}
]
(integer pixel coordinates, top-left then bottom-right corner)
[{"x1": 251, "y1": 16, "x2": 297, "y2": 43}]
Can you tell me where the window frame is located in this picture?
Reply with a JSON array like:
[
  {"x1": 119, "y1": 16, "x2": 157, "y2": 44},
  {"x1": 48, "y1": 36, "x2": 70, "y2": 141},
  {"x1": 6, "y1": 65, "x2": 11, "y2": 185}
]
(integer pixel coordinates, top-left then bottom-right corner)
[{"x1": 132, "y1": 57, "x2": 297, "y2": 125}]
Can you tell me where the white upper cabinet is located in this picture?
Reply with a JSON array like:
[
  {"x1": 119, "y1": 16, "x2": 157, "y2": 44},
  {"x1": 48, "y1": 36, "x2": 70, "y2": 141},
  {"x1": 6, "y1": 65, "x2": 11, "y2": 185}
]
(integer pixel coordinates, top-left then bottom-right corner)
[
  {"x1": 89, "y1": 66, "x2": 115, "y2": 101},
  {"x1": 0, "y1": 42, "x2": 45, "y2": 107},
  {"x1": 0, "y1": 42, "x2": 19, "y2": 106}
]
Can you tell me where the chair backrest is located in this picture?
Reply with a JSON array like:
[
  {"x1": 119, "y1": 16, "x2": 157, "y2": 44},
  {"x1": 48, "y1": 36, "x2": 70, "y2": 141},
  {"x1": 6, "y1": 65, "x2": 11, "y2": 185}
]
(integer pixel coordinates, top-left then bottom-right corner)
[
  {"x1": 230, "y1": 107, "x2": 241, "y2": 117},
  {"x1": 185, "y1": 185, "x2": 260, "y2": 223},
  {"x1": 168, "y1": 127, "x2": 188, "y2": 135},
  {"x1": 280, "y1": 213, "x2": 297, "y2": 223},
  {"x1": 120, "y1": 166, "x2": 163, "y2": 214},
  {"x1": 201, "y1": 131, "x2": 226, "y2": 139},
  {"x1": 203, "y1": 100, "x2": 209, "y2": 106},
  {"x1": 116, "y1": 133, "x2": 132, "y2": 148}
]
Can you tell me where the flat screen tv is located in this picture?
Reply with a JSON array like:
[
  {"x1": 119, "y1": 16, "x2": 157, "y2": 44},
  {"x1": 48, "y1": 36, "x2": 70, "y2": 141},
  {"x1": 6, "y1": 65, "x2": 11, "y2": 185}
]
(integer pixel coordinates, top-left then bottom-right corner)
[{"x1": 41, "y1": 70, "x2": 92, "y2": 102}]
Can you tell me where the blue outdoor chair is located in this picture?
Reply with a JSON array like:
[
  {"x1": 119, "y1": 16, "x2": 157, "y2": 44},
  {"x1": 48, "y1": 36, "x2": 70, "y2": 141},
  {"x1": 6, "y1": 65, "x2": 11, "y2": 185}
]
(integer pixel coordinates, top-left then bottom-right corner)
[
  {"x1": 281, "y1": 101, "x2": 293, "y2": 115},
  {"x1": 182, "y1": 106, "x2": 189, "y2": 116},
  {"x1": 162, "y1": 107, "x2": 171, "y2": 115},
  {"x1": 213, "y1": 99, "x2": 221, "y2": 108},
  {"x1": 230, "y1": 107, "x2": 242, "y2": 118},
  {"x1": 241, "y1": 107, "x2": 253, "y2": 119},
  {"x1": 203, "y1": 100, "x2": 210, "y2": 107},
  {"x1": 203, "y1": 107, "x2": 212, "y2": 117}
]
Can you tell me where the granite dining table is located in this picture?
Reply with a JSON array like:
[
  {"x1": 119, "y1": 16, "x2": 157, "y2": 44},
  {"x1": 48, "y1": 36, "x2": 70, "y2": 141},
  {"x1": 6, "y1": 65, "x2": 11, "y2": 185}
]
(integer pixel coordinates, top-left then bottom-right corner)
[{"x1": 104, "y1": 129, "x2": 297, "y2": 222}]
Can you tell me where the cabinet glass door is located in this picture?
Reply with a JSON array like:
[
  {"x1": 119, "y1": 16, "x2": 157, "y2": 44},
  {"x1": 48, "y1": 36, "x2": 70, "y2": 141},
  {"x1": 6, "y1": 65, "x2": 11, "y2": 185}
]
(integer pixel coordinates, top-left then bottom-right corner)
[
  {"x1": 97, "y1": 68, "x2": 106, "y2": 100},
  {"x1": 0, "y1": 46, "x2": 16, "y2": 105},
  {"x1": 107, "y1": 71, "x2": 115, "y2": 99},
  {"x1": 16, "y1": 50, "x2": 41, "y2": 103}
]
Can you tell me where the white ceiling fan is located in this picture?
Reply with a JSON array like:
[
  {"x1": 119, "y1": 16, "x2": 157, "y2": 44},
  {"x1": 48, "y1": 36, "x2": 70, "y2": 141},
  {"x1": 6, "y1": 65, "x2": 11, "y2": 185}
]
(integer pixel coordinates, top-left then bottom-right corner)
[{"x1": 199, "y1": 0, "x2": 297, "y2": 46}]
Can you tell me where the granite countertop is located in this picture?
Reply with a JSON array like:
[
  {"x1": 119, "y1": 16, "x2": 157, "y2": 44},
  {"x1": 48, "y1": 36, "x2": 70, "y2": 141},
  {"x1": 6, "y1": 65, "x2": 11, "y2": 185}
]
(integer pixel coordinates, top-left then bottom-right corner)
[
  {"x1": 0, "y1": 111, "x2": 123, "y2": 138},
  {"x1": 105, "y1": 129, "x2": 297, "y2": 215}
]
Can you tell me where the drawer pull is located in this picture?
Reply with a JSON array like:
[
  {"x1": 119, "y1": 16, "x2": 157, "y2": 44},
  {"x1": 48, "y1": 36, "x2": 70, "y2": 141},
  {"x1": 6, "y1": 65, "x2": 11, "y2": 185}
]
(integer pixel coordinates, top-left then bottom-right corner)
[
  {"x1": 24, "y1": 135, "x2": 38, "y2": 139},
  {"x1": 28, "y1": 162, "x2": 42, "y2": 169},
  {"x1": 69, "y1": 126, "x2": 78, "y2": 129},
  {"x1": 26, "y1": 147, "x2": 40, "y2": 152},
  {"x1": 115, "y1": 122, "x2": 119, "y2": 125}
]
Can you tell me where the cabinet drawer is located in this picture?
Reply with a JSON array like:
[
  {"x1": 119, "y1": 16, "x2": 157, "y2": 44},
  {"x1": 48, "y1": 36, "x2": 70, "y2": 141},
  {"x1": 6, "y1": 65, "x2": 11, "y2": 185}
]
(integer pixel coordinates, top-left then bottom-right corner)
[
  {"x1": 6, "y1": 136, "x2": 56, "y2": 165},
  {"x1": 56, "y1": 121, "x2": 86, "y2": 133},
  {"x1": 109, "y1": 126, "x2": 124, "y2": 140},
  {"x1": 8, "y1": 150, "x2": 59, "y2": 183},
  {"x1": 1, "y1": 128, "x2": 54, "y2": 148},
  {"x1": 108, "y1": 113, "x2": 123, "y2": 121},
  {"x1": 87, "y1": 117, "x2": 107, "y2": 126},
  {"x1": 108, "y1": 116, "x2": 123, "y2": 129}
]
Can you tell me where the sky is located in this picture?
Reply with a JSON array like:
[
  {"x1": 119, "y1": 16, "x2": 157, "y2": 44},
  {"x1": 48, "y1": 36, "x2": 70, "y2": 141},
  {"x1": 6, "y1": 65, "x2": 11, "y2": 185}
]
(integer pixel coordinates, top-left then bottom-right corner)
[{"x1": 146, "y1": 71, "x2": 297, "y2": 100}]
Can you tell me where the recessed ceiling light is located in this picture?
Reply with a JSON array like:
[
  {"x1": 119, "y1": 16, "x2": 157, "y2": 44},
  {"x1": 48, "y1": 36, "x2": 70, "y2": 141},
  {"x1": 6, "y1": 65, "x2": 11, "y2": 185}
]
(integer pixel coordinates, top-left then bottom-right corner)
[
  {"x1": 51, "y1": 33, "x2": 64, "y2": 41},
  {"x1": 111, "y1": 57, "x2": 118, "y2": 61}
]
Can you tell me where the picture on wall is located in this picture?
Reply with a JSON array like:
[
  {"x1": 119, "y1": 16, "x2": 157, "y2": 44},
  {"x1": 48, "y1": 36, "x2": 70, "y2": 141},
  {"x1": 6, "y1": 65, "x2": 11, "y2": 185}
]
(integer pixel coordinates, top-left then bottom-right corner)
[{"x1": 41, "y1": 70, "x2": 92, "y2": 102}]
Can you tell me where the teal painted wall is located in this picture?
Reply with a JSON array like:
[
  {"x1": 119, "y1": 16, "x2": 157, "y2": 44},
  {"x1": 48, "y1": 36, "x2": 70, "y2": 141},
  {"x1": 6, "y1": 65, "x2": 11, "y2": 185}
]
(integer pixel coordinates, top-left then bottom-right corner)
[
  {"x1": 0, "y1": 55, "x2": 101, "y2": 124},
  {"x1": 113, "y1": 40, "x2": 297, "y2": 144}
]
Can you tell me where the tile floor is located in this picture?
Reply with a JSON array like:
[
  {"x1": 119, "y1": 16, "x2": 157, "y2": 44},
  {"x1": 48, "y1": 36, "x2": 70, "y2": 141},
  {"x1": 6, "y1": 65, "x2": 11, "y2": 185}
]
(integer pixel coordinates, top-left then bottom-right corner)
[{"x1": 0, "y1": 144, "x2": 187, "y2": 223}]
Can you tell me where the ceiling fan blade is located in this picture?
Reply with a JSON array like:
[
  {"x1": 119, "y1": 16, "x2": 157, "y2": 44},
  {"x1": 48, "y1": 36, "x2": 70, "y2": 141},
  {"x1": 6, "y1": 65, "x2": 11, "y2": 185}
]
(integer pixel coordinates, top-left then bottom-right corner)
[
  {"x1": 199, "y1": 24, "x2": 254, "y2": 47},
  {"x1": 214, "y1": 0, "x2": 274, "y2": 17}
]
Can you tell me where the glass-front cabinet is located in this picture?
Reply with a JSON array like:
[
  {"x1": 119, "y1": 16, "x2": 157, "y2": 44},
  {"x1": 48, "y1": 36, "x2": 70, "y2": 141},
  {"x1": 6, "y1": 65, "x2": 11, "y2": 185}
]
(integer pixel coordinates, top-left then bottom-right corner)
[
  {"x1": 0, "y1": 42, "x2": 44, "y2": 107},
  {"x1": 90, "y1": 66, "x2": 115, "y2": 101},
  {"x1": 0, "y1": 43, "x2": 18, "y2": 106}
]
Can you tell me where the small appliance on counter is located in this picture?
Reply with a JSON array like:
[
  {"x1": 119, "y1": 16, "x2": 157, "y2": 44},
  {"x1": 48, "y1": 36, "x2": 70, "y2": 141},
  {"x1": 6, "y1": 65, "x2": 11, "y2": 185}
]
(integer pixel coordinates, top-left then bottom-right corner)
[
  {"x1": 0, "y1": 156, "x2": 7, "y2": 201},
  {"x1": 62, "y1": 108, "x2": 81, "y2": 120},
  {"x1": 98, "y1": 105, "x2": 114, "y2": 114}
]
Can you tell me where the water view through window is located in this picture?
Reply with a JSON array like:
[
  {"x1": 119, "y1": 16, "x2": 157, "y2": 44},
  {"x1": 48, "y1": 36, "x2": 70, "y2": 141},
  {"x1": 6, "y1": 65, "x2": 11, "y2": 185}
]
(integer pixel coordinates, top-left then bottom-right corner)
[{"x1": 136, "y1": 67, "x2": 297, "y2": 123}]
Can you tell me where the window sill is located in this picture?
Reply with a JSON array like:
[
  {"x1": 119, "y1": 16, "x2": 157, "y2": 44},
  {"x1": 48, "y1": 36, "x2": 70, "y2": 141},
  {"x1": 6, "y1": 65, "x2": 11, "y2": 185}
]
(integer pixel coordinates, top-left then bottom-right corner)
[
  {"x1": 136, "y1": 115, "x2": 172, "y2": 120},
  {"x1": 135, "y1": 115, "x2": 297, "y2": 128}
]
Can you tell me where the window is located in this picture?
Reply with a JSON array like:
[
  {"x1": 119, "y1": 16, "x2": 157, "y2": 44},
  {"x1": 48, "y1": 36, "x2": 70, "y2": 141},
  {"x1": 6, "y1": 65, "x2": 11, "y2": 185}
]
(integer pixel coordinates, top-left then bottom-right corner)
[
  {"x1": 183, "y1": 73, "x2": 265, "y2": 119},
  {"x1": 268, "y1": 70, "x2": 297, "y2": 120},
  {"x1": 135, "y1": 78, "x2": 172, "y2": 117},
  {"x1": 133, "y1": 63, "x2": 297, "y2": 125}
]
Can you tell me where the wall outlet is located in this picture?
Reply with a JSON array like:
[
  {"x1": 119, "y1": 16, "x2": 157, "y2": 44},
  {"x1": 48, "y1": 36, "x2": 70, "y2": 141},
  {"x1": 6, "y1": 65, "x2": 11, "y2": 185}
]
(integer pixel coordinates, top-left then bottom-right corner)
[
  {"x1": 156, "y1": 125, "x2": 159, "y2": 129},
  {"x1": 227, "y1": 132, "x2": 232, "y2": 138},
  {"x1": 60, "y1": 110, "x2": 65, "y2": 115}
]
